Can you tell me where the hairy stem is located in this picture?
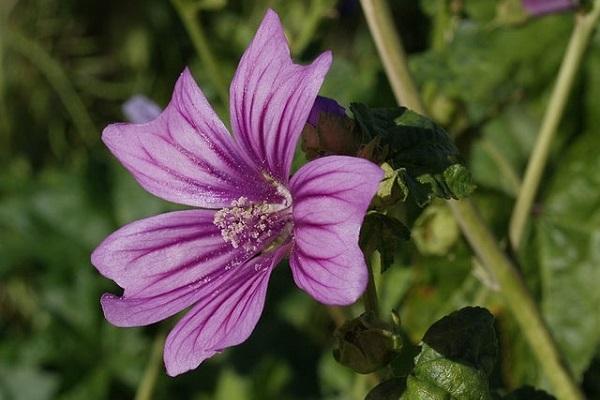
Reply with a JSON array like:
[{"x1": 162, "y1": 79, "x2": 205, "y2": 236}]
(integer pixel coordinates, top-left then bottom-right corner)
[
  {"x1": 135, "y1": 332, "x2": 166, "y2": 400},
  {"x1": 359, "y1": 0, "x2": 584, "y2": 398},
  {"x1": 171, "y1": 0, "x2": 229, "y2": 108},
  {"x1": 509, "y1": 2, "x2": 600, "y2": 250},
  {"x1": 359, "y1": 0, "x2": 426, "y2": 113}
]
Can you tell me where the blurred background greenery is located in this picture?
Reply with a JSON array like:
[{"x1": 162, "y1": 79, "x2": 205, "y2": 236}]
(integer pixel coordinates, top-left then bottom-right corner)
[{"x1": 1, "y1": 0, "x2": 599, "y2": 399}]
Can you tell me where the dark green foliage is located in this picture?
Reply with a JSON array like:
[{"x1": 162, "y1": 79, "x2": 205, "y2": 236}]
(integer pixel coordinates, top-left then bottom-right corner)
[
  {"x1": 364, "y1": 307, "x2": 552, "y2": 400},
  {"x1": 536, "y1": 132, "x2": 600, "y2": 379},
  {"x1": 402, "y1": 307, "x2": 497, "y2": 400},
  {"x1": 350, "y1": 104, "x2": 474, "y2": 206},
  {"x1": 360, "y1": 212, "x2": 411, "y2": 272}
]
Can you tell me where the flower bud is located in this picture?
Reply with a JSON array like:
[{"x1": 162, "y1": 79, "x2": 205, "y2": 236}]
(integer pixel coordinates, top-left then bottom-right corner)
[
  {"x1": 333, "y1": 312, "x2": 402, "y2": 374},
  {"x1": 522, "y1": 0, "x2": 578, "y2": 16}
]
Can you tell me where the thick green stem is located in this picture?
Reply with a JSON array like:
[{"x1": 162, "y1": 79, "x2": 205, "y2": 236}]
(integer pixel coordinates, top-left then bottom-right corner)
[
  {"x1": 134, "y1": 332, "x2": 166, "y2": 400},
  {"x1": 171, "y1": 0, "x2": 229, "y2": 108},
  {"x1": 448, "y1": 201, "x2": 582, "y2": 400},
  {"x1": 509, "y1": 3, "x2": 600, "y2": 250},
  {"x1": 359, "y1": 0, "x2": 426, "y2": 113},
  {"x1": 359, "y1": 0, "x2": 584, "y2": 398}
]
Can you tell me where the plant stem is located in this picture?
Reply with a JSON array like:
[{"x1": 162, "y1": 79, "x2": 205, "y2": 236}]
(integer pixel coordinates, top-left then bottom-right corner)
[
  {"x1": 363, "y1": 250, "x2": 380, "y2": 317},
  {"x1": 135, "y1": 332, "x2": 166, "y2": 400},
  {"x1": 359, "y1": 0, "x2": 584, "y2": 398},
  {"x1": 509, "y1": 2, "x2": 600, "y2": 250},
  {"x1": 359, "y1": 0, "x2": 426, "y2": 113},
  {"x1": 171, "y1": 0, "x2": 229, "y2": 108},
  {"x1": 448, "y1": 200, "x2": 582, "y2": 400}
]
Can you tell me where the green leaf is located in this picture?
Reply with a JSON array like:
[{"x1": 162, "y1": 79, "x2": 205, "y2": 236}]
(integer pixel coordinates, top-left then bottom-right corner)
[
  {"x1": 401, "y1": 307, "x2": 498, "y2": 400},
  {"x1": 536, "y1": 132, "x2": 600, "y2": 379},
  {"x1": 411, "y1": 17, "x2": 570, "y2": 123},
  {"x1": 421, "y1": 307, "x2": 497, "y2": 376},
  {"x1": 360, "y1": 212, "x2": 410, "y2": 272},
  {"x1": 469, "y1": 106, "x2": 537, "y2": 196},
  {"x1": 406, "y1": 355, "x2": 492, "y2": 400},
  {"x1": 350, "y1": 104, "x2": 473, "y2": 206}
]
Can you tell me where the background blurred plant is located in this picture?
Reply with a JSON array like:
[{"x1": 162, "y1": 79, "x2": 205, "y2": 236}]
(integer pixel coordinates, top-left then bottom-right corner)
[{"x1": 1, "y1": 0, "x2": 600, "y2": 399}]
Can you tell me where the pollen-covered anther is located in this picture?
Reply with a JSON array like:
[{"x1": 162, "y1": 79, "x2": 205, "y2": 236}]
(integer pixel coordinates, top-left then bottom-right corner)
[{"x1": 213, "y1": 197, "x2": 284, "y2": 252}]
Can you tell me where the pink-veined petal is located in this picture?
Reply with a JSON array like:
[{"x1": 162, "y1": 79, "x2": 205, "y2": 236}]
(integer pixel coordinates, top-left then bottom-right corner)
[
  {"x1": 103, "y1": 68, "x2": 277, "y2": 209},
  {"x1": 163, "y1": 245, "x2": 289, "y2": 376},
  {"x1": 91, "y1": 210, "x2": 253, "y2": 327},
  {"x1": 229, "y1": 9, "x2": 332, "y2": 183},
  {"x1": 289, "y1": 156, "x2": 383, "y2": 305}
]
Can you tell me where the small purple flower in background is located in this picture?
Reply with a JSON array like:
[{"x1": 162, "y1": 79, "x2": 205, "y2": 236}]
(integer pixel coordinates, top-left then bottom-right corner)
[
  {"x1": 522, "y1": 0, "x2": 578, "y2": 16},
  {"x1": 307, "y1": 95, "x2": 347, "y2": 127},
  {"x1": 122, "y1": 95, "x2": 162, "y2": 124},
  {"x1": 92, "y1": 9, "x2": 383, "y2": 376}
]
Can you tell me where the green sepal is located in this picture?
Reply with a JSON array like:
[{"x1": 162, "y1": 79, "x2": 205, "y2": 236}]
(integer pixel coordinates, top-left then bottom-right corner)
[{"x1": 333, "y1": 312, "x2": 402, "y2": 374}]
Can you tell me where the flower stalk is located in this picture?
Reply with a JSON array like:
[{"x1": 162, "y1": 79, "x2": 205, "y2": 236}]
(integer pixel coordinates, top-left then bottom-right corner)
[
  {"x1": 510, "y1": 1, "x2": 600, "y2": 250},
  {"x1": 363, "y1": 251, "x2": 380, "y2": 318},
  {"x1": 134, "y1": 332, "x2": 166, "y2": 400},
  {"x1": 359, "y1": 0, "x2": 584, "y2": 398}
]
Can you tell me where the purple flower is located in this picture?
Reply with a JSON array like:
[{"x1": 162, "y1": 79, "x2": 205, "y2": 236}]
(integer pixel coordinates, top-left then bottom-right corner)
[
  {"x1": 307, "y1": 95, "x2": 347, "y2": 127},
  {"x1": 522, "y1": 0, "x2": 577, "y2": 16},
  {"x1": 122, "y1": 95, "x2": 162, "y2": 124},
  {"x1": 92, "y1": 9, "x2": 383, "y2": 376}
]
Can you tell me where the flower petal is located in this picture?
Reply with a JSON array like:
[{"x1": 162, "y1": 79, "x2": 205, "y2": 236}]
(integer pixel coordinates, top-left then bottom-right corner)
[
  {"x1": 163, "y1": 245, "x2": 288, "y2": 376},
  {"x1": 289, "y1": 156, "x2": 383, "y2": 305},
  {"x1": 522, "y1": 0, "x2": 576, "y2": 16},
  {"x1": 122, "y1": 95, "x2": 162, "y2": 124},
  {"x1": 103, "y1": 68, "x2": 276, "y2": 209},
  {"x1": 91, "y1": 210, "x2": 253, "y2": 327},
  {"x1": 229, "y1": 9, "x2": 332, "y2": 183}
]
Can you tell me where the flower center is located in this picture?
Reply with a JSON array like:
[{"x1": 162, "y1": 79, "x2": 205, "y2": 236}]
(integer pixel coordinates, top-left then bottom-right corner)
[{"x1": 213, "y1": 187, "x2": 292, "y2": 253}]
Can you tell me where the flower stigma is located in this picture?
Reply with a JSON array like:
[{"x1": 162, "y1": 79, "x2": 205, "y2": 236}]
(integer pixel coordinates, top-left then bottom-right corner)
[{"x1": 213, "y1": 180, "x2": 293, "y2": 253}]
